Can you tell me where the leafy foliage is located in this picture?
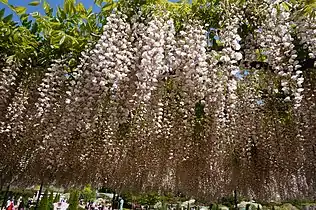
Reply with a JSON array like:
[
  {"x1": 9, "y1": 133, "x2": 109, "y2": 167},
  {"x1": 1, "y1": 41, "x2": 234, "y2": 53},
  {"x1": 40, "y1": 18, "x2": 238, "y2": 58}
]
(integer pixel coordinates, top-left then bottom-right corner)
[
  {"x1": 48, "y1": 191, "x2": 54, "y2": 210},
  {"x1": 0, "y1": 0, "x2": 314, "y2": 66},
  {"x1": 39, "y1": 190, "x2": 49, "y2": 210},
  {"x1": 53, "y1": 193, "x2": 60, "y2": 203},
  {"x1": 0, "y1": 0, "x2": 105, "y2": 67},
  {"x1": 68, "y1": 190, "x2": 79, "y2": 210},
  {"x1": 80, "y1": 185, "x2": 96, "y2": 203}
]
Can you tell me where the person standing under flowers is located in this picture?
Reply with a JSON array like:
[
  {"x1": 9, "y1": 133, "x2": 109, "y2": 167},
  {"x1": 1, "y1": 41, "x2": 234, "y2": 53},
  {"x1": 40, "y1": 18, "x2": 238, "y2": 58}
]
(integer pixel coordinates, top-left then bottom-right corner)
[
  {"x1": 6, "y1": 198, "x2": 14, "y2": 210},
  {"x1": 118, "y1": 197, "x2": 123, "y2": 210},
  {"x1": 17, "y1": 200, "x2": 24, "y2": 210}
]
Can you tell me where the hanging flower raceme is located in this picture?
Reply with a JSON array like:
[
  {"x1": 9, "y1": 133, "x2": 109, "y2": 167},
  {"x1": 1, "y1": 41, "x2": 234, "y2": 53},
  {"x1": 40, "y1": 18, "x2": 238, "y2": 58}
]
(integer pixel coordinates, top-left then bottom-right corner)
[
  {"x1": 216, "y1": 4, "x2": 243, "y2": 151},
  {"x1": 257, "y1": 2, "x2": 304, "y2": 107},
  {"x1": 0, "y1": 63, "x2": 19, "y2": 119},
  {"x1": 35, "y1": 60, "x2": 67, "y2": 120},
  {"x1": 297, "y1": 16, "x2": 316, "y2": 62},
  {"x1": 295, "y1": 16, "x2": 316, "y2": 108},
  {"x1": 135, "y1": 15, "x2": 166, "y2": 102}
]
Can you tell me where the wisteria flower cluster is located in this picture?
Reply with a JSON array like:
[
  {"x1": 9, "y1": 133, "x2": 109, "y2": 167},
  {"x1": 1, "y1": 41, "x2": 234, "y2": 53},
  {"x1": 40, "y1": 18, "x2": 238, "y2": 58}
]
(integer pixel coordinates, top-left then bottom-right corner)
[{"x1": 0, "y1": 0, "x2": 315, "y2": 201}]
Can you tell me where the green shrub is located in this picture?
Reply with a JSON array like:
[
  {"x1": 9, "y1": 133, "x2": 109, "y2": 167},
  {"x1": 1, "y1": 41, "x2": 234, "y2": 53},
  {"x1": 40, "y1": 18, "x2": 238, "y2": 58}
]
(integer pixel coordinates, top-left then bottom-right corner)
[
  {"x1": 80, "y1": 185, "x2": 96, "y2": 203},
  {"x1": 39, "y1": 190, "x2": 49, "y2": 210},
  {"x1": 48, "y1": 191, "x2": 54, "y2": 210},
  {"x1": 68, "y1": 190, "x2": 79, "y2": 210},
  {"x1": 53, "y1": 194, "x2": 60, "y2": 203}
]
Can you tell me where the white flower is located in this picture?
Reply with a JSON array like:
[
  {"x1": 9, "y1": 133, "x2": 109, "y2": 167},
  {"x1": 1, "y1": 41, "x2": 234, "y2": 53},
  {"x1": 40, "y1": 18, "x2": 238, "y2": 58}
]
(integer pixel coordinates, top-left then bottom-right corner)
[
  {"x1": 284, "y1": 96, "x2": 291, "y2": 102},
  {"x1": 297, "y1": 77, "x2": 304, "y2": 83},
  {"x1": 220, "y1": 55, "x2": 230, "y2": 62},
  {"x1": 232, "y1": 40, "x2": 241, "y2": 50},
  {"x1": 283, "y1": 42, "x2": 291, "y2": 47},
  {"x1": 308, "y1": 53, "x2": 315, "y2": 59},
  {"x1": 234, "y1": 52, "x2": 243, "y2": 61},
  {"x1": 295, "y1": 65, "x2": 302, "y2": 70}
]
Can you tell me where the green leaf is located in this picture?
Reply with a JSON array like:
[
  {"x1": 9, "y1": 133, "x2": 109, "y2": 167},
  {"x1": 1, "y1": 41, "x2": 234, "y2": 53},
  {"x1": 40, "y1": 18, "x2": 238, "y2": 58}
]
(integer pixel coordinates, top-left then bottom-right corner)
[
  {"x1": 31, "y1": 21, "x2": 38, "y2": 33},
  {"x1": 59, "y1": 34, "x2": 66, "y2": 45},
  {"x1": 50, "y1": 21, "x2": 62, "y2": 29},
  {"x1": 76, "y1": 3, "x2": 86, "y2": 14},
  {"x1": 14, "y1": 6, "x2": 27, "y2": 16},
  {"x1": 94, "y1": 0, "x2": 102, "y2": 7},
  {"x1": 28, "y1": 1, "x2": 40, "y2": 6},
  {"x1": 102, "y1": 2, "x2": 115, "y2": 12},
  {"x1": 215, "y1": 39, "x2": 223, "y2": 46},
  {"x1": 64, "y1": 0, "x2": 76, "y2": 15},
  {"x1": 0, "y1": 8, "x2": 5, "y2": 19},
  {"x1": 0, "y1": 0, "x2": 8, "y2": 5},
  {"x1": 43, "y1": 0, "x2": 52, "y2": 15},
  {"x1": 281, "y1": 1, "x2": 291, "y2": 11},
  {"x1": 30, "y1": 12, "x2": 40, "y2": 18},
  {"x1": 63, "y1": 0, "x2": 70, "y2": 14},
  {"x1": 87, "y1": 6, "x2": 93, "y2": 13},
  {"x1": 6, "y1": 55, "x2": 15, "y2": 63},
  {"x1": 69, "y1": 58, "x2": 76, "y2": 67},
  {"x1": 20, "y1": 13, "x2": 28, "y2": 22},
  {"x1": 3, "y1": 14, "x2": 13, "y2": 22},
  {"x1": 57, "y1": 6, "x2": 66, "y2": 20},
  {"x1": 69, "y1": 35, "x2": 79, "y2": 44}
]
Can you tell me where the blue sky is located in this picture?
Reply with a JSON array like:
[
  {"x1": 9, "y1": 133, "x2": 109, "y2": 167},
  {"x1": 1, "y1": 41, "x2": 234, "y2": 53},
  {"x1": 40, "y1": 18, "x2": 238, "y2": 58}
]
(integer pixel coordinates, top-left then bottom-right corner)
[{"x1": 0, "y1": 0, "x2": 180, "y2": 21}]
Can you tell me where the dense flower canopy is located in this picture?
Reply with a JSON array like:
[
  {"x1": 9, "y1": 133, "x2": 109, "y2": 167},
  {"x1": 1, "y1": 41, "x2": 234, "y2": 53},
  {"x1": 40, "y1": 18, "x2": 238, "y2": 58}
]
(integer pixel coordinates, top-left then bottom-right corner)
[{"x1": 0, "y1": 0, "x2": 316, "y2": 202}]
